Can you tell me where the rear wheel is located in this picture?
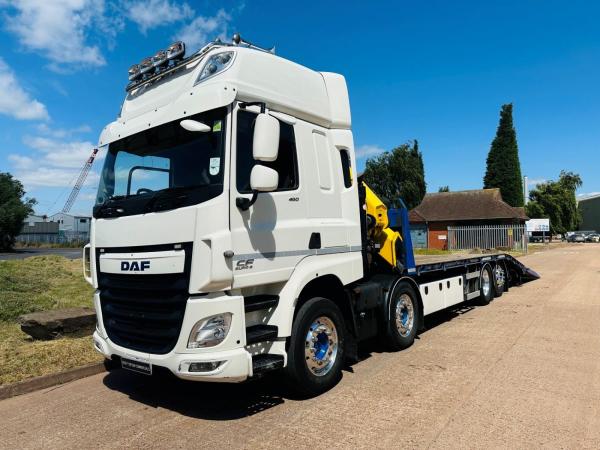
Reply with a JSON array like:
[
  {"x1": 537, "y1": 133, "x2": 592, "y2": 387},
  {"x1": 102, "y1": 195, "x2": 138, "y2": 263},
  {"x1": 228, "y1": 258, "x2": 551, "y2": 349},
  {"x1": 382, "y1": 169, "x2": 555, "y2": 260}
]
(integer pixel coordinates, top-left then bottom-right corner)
[
  {"x1": 477, "y1": 266, "x2": 494, "y2": 305},
  {"x1": 285, "y1": 297, "x2": 345, "y2": 397},
  {"x1": 383, "y1": 282, "x2": 419, "y2": 351},
  {"x1": 494, "y1": 263, "x2": 506, "y2": 297}
]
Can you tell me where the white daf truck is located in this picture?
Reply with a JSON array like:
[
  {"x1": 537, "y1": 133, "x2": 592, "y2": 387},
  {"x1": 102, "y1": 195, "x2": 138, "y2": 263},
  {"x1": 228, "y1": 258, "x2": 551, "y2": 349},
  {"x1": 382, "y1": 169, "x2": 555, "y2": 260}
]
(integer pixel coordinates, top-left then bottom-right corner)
[{"x1": 85, "y1": 34, "x2": 538, "y2": 396}]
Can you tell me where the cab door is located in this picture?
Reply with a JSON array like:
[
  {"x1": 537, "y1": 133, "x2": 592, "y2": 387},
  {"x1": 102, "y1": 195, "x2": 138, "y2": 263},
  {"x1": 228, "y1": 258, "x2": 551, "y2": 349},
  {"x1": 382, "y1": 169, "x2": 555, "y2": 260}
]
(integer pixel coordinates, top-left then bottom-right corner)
[{"x1": 229, "y1": 105, "x2": 309, "y2": 288}]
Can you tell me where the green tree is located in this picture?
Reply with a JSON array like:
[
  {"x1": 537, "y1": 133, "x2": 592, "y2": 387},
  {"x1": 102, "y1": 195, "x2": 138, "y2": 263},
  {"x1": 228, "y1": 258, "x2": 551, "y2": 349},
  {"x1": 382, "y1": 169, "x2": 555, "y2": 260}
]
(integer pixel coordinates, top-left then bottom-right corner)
[
  {"x1": 0, "y1": 173, "x2": 36, "y2": 250},
  {"x1": 483, "y1": 103, "x2": 524, "y2": 207},
  {"x1": 363, "y1": 140, "x2": 426, "y2": 209},
  {"x1": 525, "y1": 171, "x2": 582, "y2": 234},
  {"x1": 438, "y1": 185, "x2": 450, "y2": 192}
]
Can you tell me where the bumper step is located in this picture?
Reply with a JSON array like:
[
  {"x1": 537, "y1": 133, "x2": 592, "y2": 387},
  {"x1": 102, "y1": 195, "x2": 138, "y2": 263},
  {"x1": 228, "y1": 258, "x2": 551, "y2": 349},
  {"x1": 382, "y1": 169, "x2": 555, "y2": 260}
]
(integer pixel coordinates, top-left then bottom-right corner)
[
  {"x1": 246, "y1": 325, "x2": 278, "y2": 345},
  {"x1": 244, "y1": 295, "x2": 279, "y2": 313},
  {"x1": 252, "y1": 354, "x2": 284, "y2": 376}
]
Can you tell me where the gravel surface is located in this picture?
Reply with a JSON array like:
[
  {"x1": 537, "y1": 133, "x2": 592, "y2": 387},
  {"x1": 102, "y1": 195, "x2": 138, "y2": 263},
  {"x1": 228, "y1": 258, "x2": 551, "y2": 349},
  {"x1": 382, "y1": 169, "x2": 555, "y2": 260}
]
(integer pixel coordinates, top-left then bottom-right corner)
[{"x1": 0, "y1": 244, "x2": 599, "y2": 449}]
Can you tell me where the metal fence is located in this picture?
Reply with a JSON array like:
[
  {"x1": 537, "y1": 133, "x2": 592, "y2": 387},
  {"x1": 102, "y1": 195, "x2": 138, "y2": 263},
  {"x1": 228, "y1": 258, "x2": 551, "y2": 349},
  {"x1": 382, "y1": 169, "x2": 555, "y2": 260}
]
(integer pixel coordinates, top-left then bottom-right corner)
[
  {"x1": 447, "y1": 224, "x2": 527, "y2": 252},
  {"x1": 16, "y1": 231, "x2": 89, "y2": 245}
]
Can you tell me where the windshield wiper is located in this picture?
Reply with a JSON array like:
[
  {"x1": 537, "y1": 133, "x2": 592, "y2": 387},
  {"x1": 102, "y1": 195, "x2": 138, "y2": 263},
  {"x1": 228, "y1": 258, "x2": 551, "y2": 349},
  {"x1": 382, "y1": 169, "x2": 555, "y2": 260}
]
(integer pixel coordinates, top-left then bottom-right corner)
[{"x1": 94, "y1": 195, "x2": 127, "y2": 217}]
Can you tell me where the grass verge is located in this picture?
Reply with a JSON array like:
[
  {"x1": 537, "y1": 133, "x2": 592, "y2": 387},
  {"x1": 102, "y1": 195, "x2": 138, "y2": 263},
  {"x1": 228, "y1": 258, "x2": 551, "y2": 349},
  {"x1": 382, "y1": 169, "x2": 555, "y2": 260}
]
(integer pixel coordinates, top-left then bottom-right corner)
[{"x1": 0, "y1": 256, "x2": 100, "y2": 385}]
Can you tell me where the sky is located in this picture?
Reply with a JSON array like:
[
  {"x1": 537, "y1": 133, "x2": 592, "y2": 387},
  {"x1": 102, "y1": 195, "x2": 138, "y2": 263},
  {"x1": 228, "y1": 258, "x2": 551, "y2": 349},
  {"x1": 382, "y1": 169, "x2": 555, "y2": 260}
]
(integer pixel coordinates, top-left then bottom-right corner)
[{"x1": 0, "y1": 0, "x2": 599, "y2": 216}]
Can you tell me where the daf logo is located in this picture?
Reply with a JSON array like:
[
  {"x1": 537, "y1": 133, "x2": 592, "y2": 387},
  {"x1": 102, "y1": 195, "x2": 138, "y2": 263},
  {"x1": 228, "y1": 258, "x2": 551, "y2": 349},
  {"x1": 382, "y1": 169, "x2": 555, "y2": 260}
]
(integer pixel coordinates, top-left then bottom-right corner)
[{"x1": 121, "y1": 261, "x2": 151, "y2": 271}]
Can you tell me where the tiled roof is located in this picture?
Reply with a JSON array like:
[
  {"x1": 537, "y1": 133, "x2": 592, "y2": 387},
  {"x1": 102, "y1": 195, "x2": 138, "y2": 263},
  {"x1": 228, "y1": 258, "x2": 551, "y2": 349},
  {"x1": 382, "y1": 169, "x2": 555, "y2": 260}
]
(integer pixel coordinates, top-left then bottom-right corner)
[{"x1": 409, "y1": 188, "x2": 529, "y2": 222}]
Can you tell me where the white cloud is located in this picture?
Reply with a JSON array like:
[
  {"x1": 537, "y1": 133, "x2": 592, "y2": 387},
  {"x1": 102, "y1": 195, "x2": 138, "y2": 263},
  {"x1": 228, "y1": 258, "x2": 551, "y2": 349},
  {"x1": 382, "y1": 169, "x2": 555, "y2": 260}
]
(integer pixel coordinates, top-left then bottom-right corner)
[
  {"x1": 16, "y1": 167, "x2": 100, "y2": 188},
  {"x1": 8, "y1": 135, "x2": 103, "y2": 190},
  {"x1": 577, "y1": 192, "x2": 600, "y2": 200},
  {"x1": 526, "y1": 178, "x2": 547, "y2": 187},
  {"x1": 124, "y1": 0, "x2": 193, "y2": 33},
  {"x1": 3, "y1": 0, "x2": 113, "y2": 69},
  {"x1": 23, "y1": 135, "x2": 98, "y2": 168},
  {"x1": 35, "y1": 123, "x2": 92, "y2": 138},
  {"x1": 0, "y1": 58, "x2": 49, "y2": 120},
  {"x1": 355, "y1": 144, "x2": 385, "y2": 159},
  {"x1": 175, "y1": 9, "x2": 231, "y2": 50}
]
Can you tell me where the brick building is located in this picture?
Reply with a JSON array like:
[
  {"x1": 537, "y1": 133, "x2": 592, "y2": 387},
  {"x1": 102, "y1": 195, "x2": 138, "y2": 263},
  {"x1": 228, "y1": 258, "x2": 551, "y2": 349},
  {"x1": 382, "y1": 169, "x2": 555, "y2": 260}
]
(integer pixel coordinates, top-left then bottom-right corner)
[{"x1": 409, "y1": 189, "x2": 528, "y2": 250}]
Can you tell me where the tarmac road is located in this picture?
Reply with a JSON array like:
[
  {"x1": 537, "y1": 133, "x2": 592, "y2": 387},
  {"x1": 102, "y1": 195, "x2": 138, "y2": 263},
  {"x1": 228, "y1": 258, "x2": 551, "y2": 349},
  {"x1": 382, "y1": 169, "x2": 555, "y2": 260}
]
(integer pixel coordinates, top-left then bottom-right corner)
[
  {"x1": 0, "y1": 248, "x2": 82, "y2": 260},
  {"x1": 1, "y1": 244, "x2": 599, "y2": 449}
]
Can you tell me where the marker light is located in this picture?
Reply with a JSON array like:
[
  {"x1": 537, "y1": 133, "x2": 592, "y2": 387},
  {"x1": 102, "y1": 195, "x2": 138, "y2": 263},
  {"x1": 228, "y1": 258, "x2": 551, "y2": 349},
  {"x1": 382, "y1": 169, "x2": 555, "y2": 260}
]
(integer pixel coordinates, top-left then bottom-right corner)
[
  {"x1": 139, "y1": 57, "x2": 154, "y2": 75},
  {"x1": 166, "y1": 41, "x2": 185, "y2": 60},
  {"x1": 128, "y1": 64, "x2": 142, "y2": 81},
  {"x1": 195, "y1": 52, "x2": 234, "y2": 85},
  {"x1": 187, "y1": 313, "x2": 232, "y2": 349},
  {"x1": 152, "y1": 49, "x2": 168, "y2": 69}
]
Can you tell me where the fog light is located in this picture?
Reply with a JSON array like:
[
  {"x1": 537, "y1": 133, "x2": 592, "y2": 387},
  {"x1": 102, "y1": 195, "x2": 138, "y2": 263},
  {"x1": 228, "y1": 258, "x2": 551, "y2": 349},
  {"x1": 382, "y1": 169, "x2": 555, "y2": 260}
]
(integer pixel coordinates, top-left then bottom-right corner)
[
  {"x1": 187, "y1": 313, "x2": 232, "y2": 348},
  {"x1": 188, "y1": 361, "x2": 224, "y2": 372}
]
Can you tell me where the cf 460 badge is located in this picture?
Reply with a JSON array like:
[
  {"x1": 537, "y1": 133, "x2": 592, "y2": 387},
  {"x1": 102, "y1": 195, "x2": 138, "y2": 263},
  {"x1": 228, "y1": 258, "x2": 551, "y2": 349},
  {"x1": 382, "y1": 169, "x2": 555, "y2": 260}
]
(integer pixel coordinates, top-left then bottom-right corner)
[
  {"x1": 235, "y1": 259, "x2": 254, "y2": 271},
  {"x1": 121, "y1": 261, "x2": 150, "y2": 271}
]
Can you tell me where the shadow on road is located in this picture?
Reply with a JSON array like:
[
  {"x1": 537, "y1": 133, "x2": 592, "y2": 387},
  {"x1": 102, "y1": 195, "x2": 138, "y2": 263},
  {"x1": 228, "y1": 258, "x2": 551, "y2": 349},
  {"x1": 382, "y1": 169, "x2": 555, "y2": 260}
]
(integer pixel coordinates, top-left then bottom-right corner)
[
  {"x1": 102, "y1": 368, "x2": 300, "y2": 420},
  {"x1": 101, "y1": 301, "x2": 486, "y2": 420}
]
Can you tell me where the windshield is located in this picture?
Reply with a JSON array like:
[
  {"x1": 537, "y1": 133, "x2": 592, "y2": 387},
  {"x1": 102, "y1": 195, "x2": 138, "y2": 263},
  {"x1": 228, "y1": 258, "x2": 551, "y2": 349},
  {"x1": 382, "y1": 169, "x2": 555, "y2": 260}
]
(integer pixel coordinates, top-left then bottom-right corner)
[{"x1": 94, "y1": 107, "x2": 227, "y2": 218}]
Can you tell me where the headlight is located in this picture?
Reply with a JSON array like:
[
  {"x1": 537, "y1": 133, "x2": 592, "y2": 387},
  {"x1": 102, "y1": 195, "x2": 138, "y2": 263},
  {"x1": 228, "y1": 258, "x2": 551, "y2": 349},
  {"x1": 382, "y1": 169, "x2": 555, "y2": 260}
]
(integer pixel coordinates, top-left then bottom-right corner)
[
  {"x1": 187, "y1": 313, "x2": 232, "y2": 349},
  {"x1": 195, "y1": 52, "x2": 234, "y2": 85}
]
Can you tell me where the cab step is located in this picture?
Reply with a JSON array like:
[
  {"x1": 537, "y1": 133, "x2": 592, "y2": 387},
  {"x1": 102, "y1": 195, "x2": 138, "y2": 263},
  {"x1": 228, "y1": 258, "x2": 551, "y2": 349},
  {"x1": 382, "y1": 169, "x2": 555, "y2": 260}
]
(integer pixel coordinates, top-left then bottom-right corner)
[
  {"x1": 246, "y1": 324, "x2": 278, "y2": 345},
  {"x1": 244, "y1": 295, "x2": 279, "y2": 312},
  {"x1": 252, "y1": 354, "x2": 284, "y2": 376}
]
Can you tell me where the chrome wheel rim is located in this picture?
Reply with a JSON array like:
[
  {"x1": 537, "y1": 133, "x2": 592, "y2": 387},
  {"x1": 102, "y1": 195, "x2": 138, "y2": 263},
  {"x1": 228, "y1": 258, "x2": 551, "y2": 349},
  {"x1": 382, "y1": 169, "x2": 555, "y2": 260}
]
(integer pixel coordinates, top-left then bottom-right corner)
[
  {"x1": 395, "y1": 293, "x2": 414, "y2": 337},
  {"x1": 482, "y1": 269, "x2": 491, "y2": 297},
  {"x1": 495, "y1": 265, "x2": 505, "y2": 289},
  {"x1": 304, "y1": 316, "x2": 338, "y2": 377}
]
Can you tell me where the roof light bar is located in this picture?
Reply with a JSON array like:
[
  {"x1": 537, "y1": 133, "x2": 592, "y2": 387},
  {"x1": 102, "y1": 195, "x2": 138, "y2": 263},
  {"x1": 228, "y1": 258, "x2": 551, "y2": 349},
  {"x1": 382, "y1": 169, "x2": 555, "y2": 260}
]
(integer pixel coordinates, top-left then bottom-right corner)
[
  {"x1": 128, "y1": 64, "x2": 141, "y2": 81},
  {"x1": 139, "y1": 57, "x2": 154, "y2": 75},
  {"x1": 166, "y1": 41, "x2": 185, "y2": 60},
  {"x1": 152, "y1": 50, "x2": 168, "y2": 68},
  {"x1": 126, "y1": 34, "x2": 273, "y2": 93}
]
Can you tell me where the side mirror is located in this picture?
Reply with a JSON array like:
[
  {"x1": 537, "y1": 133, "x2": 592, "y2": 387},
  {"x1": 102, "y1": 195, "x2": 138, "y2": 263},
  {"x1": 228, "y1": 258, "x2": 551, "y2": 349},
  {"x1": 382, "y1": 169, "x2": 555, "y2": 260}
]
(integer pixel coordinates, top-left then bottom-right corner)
[
  {"x1": 180, "y1": 120, "x2": 211, "y2": 132},
  {"x1": 250, "y1": 165, "x2": 278, "y2": 192},
  {"x1": 253, "y1": 114, "x2": 279, "y2": 161},
  {"x1": 236, "y1": 165, "x2": 279, "y2": 211}
]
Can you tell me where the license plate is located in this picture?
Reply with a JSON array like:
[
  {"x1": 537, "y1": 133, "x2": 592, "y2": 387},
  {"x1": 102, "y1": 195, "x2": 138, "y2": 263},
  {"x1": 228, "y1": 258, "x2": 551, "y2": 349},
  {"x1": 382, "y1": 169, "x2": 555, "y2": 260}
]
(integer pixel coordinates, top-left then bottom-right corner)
[{"x1": 121, "y1": 358, "x2": 152, "y2": 375}]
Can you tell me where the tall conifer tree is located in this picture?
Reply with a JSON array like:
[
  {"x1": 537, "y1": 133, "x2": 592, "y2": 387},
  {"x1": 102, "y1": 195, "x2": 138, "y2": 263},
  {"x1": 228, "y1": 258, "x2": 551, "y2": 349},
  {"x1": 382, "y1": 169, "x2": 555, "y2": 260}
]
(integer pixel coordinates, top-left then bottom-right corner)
[{"x1": 483, "y1": 104, "x2": 524, "y2": 206}]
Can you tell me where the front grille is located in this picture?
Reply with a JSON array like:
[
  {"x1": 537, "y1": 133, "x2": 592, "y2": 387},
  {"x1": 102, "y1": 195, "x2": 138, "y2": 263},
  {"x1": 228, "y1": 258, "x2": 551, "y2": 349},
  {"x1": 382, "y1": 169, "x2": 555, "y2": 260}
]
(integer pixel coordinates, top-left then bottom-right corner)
[{"x1": 97, "y1": 243, "x2": 192, "y2": 355}]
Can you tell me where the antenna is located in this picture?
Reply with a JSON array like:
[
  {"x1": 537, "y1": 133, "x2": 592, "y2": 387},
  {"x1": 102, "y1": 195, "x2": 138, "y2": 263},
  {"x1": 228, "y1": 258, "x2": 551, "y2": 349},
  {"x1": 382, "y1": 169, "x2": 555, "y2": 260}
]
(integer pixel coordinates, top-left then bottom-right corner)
[
  {"x1": 232, "y1": 33, "x2": 275, "y2": 53},
  {"x1": 62, "y1": 148, "x2": 99, "y2": 213}
]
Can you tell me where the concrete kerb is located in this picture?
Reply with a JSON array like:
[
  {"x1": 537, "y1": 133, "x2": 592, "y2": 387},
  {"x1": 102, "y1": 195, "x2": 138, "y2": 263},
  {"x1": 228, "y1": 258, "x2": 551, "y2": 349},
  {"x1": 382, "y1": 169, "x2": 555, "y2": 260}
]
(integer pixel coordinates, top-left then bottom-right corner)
[{"x1": 0, "y1": 362, "x2": 105, "y2": 401}]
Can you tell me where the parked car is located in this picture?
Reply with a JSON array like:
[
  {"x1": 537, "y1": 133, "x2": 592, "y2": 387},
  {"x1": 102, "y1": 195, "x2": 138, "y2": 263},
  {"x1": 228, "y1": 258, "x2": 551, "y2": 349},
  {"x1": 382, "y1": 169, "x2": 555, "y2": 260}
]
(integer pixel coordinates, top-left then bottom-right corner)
[
  {"x1": 586, "y1": 233, "x2": 600, "y2": 243},
  {"x1": 567, "y1": 233, "x2": 586, "y2": 243}
]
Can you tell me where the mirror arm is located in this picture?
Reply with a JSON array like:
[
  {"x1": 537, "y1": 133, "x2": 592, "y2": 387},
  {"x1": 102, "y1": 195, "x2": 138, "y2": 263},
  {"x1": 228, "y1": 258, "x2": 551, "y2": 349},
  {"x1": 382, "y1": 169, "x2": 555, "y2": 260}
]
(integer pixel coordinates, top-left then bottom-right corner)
[
  {"x1": 236, "y1": 191, "x2": 259, "y2": 211},
  {"x1": 239, "y1": 101, "x2": 266, "y2": 113}
]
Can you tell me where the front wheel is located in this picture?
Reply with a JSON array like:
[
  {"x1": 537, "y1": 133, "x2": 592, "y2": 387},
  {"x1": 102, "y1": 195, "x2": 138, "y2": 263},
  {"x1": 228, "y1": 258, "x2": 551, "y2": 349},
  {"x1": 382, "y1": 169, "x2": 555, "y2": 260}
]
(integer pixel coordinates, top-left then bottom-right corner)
[
  {"x1": 383, "y1": 282, "x2": 420, "y2": 351},
  {"x1": 285, "y1": 297, "x2": 345, "y2": 397}
]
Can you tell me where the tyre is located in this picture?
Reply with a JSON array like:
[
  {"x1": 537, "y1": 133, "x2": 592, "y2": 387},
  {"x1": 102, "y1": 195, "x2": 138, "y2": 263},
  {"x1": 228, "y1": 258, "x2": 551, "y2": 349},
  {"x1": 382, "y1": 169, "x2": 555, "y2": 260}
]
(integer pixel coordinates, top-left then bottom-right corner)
[
  {"x1": 477, "y1": 265, "x2": 494, "y2": 305},
  {"x1": 493, "y1": 263, "x2": 506, "y2": 298},
  {"x1": 383, "y1": 282, "x2": 419, "y2": 351},
  {"x1": 285, "y1": 297, "x2": 345, "y2": 397}
]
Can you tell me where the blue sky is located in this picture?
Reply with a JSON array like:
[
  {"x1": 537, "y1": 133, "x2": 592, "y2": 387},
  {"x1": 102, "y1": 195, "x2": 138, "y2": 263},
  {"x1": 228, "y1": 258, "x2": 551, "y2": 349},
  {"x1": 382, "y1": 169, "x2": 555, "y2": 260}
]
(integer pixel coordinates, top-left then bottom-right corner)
[{"x1": 0, "y1": 0, "x2": 599, "y2": 215}]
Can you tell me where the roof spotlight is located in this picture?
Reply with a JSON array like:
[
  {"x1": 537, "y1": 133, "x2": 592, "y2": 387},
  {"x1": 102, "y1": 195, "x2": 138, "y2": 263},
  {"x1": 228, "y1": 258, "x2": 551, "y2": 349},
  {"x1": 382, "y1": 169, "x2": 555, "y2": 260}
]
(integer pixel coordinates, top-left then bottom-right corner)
[
  {"x1": 152, "y1": 49, "x2": 168, "y2": 69},
  {"x1": 139, "y1": 57, "x2": 155, "y2": 75},
  {"x1": 128, "y1": 64, "x2": 141, "y2": 81},
  {"x1": 166, "y1": 41, "x2": 185, "y2": 60}
]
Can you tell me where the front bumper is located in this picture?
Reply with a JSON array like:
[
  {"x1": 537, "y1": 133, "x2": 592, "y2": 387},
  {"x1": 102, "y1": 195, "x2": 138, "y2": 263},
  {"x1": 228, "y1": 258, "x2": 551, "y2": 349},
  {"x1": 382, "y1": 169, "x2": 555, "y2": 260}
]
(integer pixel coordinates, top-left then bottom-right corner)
[{"x1": 93, "y1": 291, "x2": 252, "y2": 382}]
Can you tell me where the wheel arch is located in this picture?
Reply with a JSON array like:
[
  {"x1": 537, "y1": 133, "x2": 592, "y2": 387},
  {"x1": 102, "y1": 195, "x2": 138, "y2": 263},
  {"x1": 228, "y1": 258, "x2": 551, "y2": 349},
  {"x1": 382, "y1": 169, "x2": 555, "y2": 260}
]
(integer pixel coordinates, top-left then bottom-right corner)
[{"x1": 295, "y1": 274, "x2": 355, "y2": 337}]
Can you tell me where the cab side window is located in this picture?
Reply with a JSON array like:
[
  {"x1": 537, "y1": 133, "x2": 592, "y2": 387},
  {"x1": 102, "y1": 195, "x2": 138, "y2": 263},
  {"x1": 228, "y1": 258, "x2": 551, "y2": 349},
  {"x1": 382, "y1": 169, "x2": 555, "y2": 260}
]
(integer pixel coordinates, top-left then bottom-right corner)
[{"x1": 236, "y1": 110, "x2": 299, "y2": 193}]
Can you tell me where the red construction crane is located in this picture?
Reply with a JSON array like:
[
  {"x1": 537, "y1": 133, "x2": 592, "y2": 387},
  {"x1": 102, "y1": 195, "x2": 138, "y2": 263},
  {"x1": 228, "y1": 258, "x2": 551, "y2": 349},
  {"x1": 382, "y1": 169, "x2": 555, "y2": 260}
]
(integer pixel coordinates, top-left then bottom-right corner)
[{"x1": 62, "y1": 148, "x2": 99, "y2": 213}]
